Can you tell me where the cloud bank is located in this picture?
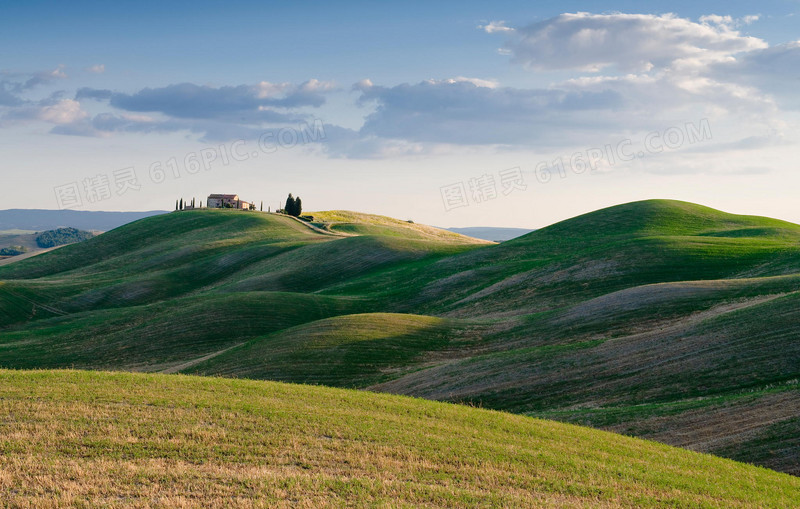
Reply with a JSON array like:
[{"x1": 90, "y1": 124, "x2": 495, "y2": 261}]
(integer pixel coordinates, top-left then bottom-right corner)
[{"x1": 2, "y1": 12, "x2": 799, "y2": 162}]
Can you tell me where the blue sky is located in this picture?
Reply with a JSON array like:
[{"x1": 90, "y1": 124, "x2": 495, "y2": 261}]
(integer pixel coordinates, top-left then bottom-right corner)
[{"x1": 2, "y1": 0, "x2": 799, "y2": 227}]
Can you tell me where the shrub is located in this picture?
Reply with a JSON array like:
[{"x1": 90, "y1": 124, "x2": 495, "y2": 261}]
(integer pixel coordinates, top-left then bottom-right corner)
[
  {"x1": 36, "y1": 228, "x2": 94, "y2": 248},
  {"x1": 0, "y1": 245, "x2": 28, "y2": 256}
]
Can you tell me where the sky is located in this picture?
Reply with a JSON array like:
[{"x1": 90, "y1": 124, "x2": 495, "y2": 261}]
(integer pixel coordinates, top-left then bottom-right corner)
[{"x1": 1, "y1": 0, "x2": 799, "y2": 228}]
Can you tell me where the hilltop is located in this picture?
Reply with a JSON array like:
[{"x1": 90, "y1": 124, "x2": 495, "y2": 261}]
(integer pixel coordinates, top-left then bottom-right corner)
[
  {"x1": 1, "y1": 200, "x2": 799, "y2": 474},
  {"x1": 309, "y1": 210, "x2": 495, "y2": 244},
  {"x1": 2, "y1": 370, "x2": 798, "y2": 508}
]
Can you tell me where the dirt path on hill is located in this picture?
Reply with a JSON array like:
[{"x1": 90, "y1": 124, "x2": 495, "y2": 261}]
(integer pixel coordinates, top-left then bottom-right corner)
[
  {"x1": 0, "y1": 245, "x2": 63, "y2": 267},
  {"x1": 277, "y1": 213, "x2": 352, "y2": 237},
  {"x1": 159, "y1": 343, "x2": 246, "y2": 374}
]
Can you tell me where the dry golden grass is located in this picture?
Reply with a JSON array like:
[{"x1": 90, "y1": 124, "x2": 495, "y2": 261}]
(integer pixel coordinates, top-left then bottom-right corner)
[
  {"x1": 309, "y1": 210, "x2": 493, "y2": 245},
  {"x1": 1, "y1": 370, "x2": 798, "y2": 508}
]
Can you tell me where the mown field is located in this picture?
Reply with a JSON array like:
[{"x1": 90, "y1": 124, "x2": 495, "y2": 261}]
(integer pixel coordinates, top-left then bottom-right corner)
[
  {"x1": 1, "y1": 200, "x2": 799, "y2": 476},
  {"x1": 1, "y1": 370, "x2": 799, "y2": 508}
]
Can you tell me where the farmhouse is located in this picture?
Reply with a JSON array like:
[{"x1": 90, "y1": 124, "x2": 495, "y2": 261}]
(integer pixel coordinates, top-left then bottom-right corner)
[{"x1": 207, "y1": 194, "x2": 251, "y2": 210}]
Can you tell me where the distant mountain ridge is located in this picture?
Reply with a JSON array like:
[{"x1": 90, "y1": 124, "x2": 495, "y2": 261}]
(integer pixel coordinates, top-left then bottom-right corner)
[
  {"x1": 444, "y1": 226, "x2": 534, "y2": 241},
  {"x1": 0, "y1": 209, "x2": 167, "y2": 232}
]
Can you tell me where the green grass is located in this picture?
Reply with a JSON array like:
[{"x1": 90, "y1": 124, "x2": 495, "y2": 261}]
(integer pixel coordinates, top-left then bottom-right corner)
[
  {"x1": 0, "y1": 292, "x2": 364, "y2": 371},
  {"x1": 185, "y1": 313, "x2": 484, "y2": 387},
  {"x1": 0, "y1": 210, "x2": 324, "y2": 280},
  {"x1": 2, "y1": 200, "x2": 800, "y2": 476},
  {"x1": 309, "y1": 210, "x2": 494, "y2": 244},
  {"x1": 0, "y1": 210, "x2": 483, "y2": 319},
  {"x1": 1, "y1": 369, "x2": 798, "y2": 508}
]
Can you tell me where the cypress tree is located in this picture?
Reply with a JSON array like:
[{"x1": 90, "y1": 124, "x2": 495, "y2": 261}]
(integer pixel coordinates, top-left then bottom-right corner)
[
  {"x1": 180, "y1": 198, "x2": 183, "y2": 210},
  {"x1": 285, "y1": 194, "x2": 295, "y2": 215},
  {"x1": 294, "y1": 196, "x2": 302, "y2": 217}
]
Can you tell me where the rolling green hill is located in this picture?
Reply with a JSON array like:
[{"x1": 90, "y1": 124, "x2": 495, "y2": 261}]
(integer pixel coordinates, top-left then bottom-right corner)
[
  {"x1": 336, "y1": 200, "x2": 800, "y2": 317},
  {"x1": 1, "y1": 370, "x2": 798, "y2": 508},
  {"x1": 1, "y1": 200, "x2": 799, "y2": 476},
  {"x1": 309, "y1": 210, "x2": 495, "y2": 244},
  {"x1": 185, "y1": 313, "x2": 487, "y2": 387}
]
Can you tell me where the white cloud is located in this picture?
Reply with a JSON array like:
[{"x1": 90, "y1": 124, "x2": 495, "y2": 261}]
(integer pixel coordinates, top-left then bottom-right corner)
[
  {"x1": 506, "y1": 12, "x2": 767, "y2": 72},
  {"x1": 353, "y1": 79, "x2": 625, "y2": 147},
  {"x1": 425, "y1": 77, "x2": 499, "y2": 89},
  {"x1": 561, "y1": 71, "x2": 775, "y2": 116},
  {"x1": 710, "y1": 41, "x2": 800, "y2": 108},
  {"x1": 255, "y1": 81, "x2": 294, "y2": 98},
  {"x1": 699, "y1": 14, "x2": 735, "y2": 26},
  {"x1": 38, "y1": 99, "x2": 88, "y2": 124},
  {"x1": 353, "y1": 79, "x2": 374, "y2": 92},
  {"x1": 5, "y1": 65, "x2": 70, "y2": 91},
  {"x1": 699, "y1": 14, "x2": 760, "y2": 27},
  {"x1": 254, "y1": 79, "x2": 335, "y2": 99},
  {"x1": 478, "y1": 20, "x2": 514, "y2": 34},
  {"x1": 77, "y1": 80, "x2": 334, "y2": 120},
  {"x1": 742, "y1": 15, "x2": 761, "y2": 25},
  {"x1": 86, "y1": 64, "x2": 105, "y2": 74},
  {"x1": 300, "y1": 79, "x2": 337, "y2": 93},
  {"x1": 0, "y1": 96, "x2": 90, "y2": 129},
  {"x1": 46, "y1": 77, "x2": 340, "y2": 140},
  {"x1": 344, "y1": 59, "x2": 781, "y2": 155},
  {"x1": 319, "y1": 11, "x2": 772, "y2": 163},
  {"x1": 3, "y1": 11, "x2": 791, "y2": 170},
  {"x1": 49, "y1": 65, "x2": 68, "y2": 80}
]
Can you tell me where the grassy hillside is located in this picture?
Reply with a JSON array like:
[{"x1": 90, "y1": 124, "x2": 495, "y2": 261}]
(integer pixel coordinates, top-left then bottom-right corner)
[
  {"x1": 309, "y1": 210, "x2": 494, "y2": 244},
  {"x1": 185, "y1": 313, "x2": 488, "y2": 387},
  {"x1": 1, "y1": 200, "x2": 799, "y2": 475},
  {"x1": 0, "y1": 292, "x2": 362, "y2": 372},
  {"x1": 329, "y1": 200, "x2": 800, "y2": 317},
  {"x1": 1, "y1": 370, "x2": 798, "y2": 508},
  {"x1": 0, "y1": 210, "x2": 483, "y2": 329}
]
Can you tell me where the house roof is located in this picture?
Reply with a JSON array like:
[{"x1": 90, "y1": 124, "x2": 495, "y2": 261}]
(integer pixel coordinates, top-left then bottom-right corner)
[{"x1": 208, "y1": 194, "x2": 239, "y2": 200}]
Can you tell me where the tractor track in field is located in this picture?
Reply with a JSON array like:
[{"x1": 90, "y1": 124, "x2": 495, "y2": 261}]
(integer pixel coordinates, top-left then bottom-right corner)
[
  {"x1": 0, "y1": 283, "x2": 69, "y2": 317},
  {"x1": 158, "y1": 343, "x2": 247, "y2": 374}
]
